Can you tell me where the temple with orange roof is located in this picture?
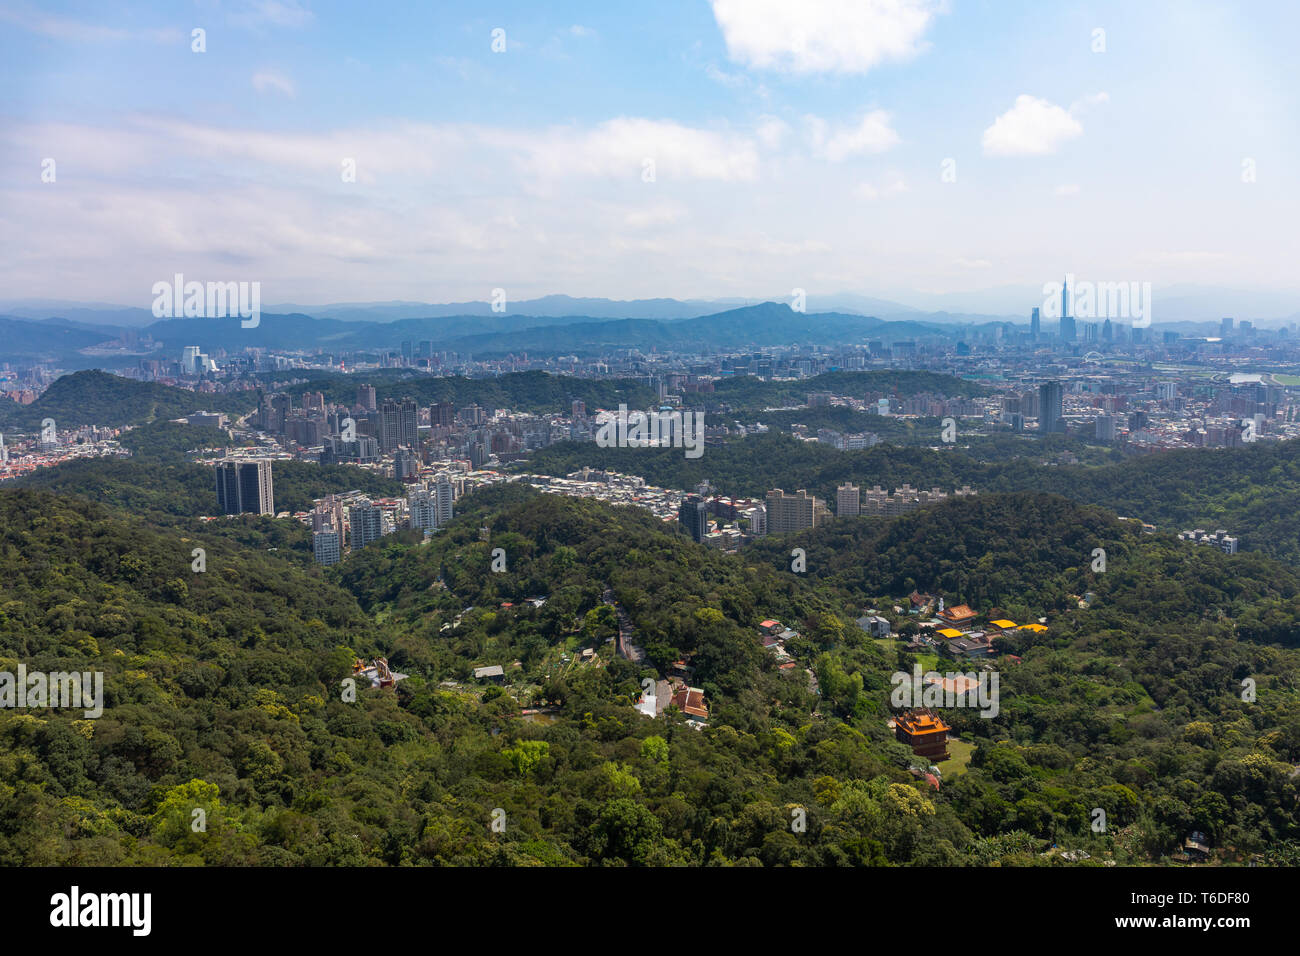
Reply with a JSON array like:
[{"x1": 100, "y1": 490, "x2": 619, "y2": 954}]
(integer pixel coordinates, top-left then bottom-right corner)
[{"x1": 894, "y1": 708, "x2": 952, "y2": 760}]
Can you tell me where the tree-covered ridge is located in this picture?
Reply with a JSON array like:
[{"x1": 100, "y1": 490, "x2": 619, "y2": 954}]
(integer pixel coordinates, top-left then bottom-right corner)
[
  {"x1": 711, "y1": 370, "x2": 991, "y2": 409},
  {"x1": 331, "y1": 483, "x2": 842, "y2": 708},
  {"x1": 0, "y1": 370, "x2": 255, "y2": 430},
  {"x1": 17, "y1": 456, "x2": 404, "y2": 518},
  {"x1": 261, "y1": 369, "x2": 658, "y2": 415},
  {"x1": 3, "y1": 479, "x2": 1300, "y2": 865},
  {"x1": 521, "y1": 431, "x2": 1300, "y2": 562},
  {"x1": 752, "y1": 492, "x2": 1300, "y2": 639},
  {"x1": 117, "y1": 420, "x2": 234, "y2": 458}
]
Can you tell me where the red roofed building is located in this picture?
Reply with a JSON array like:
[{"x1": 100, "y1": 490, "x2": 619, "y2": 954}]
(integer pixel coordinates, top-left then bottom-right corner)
[
  {"x1": 671, "y1": 685, "x2": 709, "y2": 721},
  {"x1": 895, "y1": 708, "x2": 951, "y2": 760},
  {"x1": 939, "y1": 604, "x2": 978, "y2": 627}
]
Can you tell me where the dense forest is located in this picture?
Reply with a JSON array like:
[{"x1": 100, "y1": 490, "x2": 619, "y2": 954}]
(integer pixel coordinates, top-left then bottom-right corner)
[
  {"x1": 3, "y1": 476, "x2": 1299, "y2": 866},
  {"x1": 710, "y1": 370, "x2": 990, "y2": 411}
]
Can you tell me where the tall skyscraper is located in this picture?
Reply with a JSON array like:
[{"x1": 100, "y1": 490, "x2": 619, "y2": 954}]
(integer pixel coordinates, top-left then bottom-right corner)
[
  {"x1": 1220, "y1": 317, "x2": 1234, "y2": 338},
  {"x1": 215, "y1": 459, "x2": 274, "y2": 515},
  {"x1": 1039, "y1": 382, "x2": 1064, "y2": 435},
  {"x1": 678, "y1": 495, "x2": 710, "y2": 542},
  {"x1": 1059, "y1": 276, "x2": 1076, "y2": 343},
  {"x1": 837, "y1": 482, "x2": 860, "y2": 517},
  {"x1": 357, "y1": 383, "x2": 377, "y2": 412},
  {"x1": 765, "y1": 489, "x2": 822, "y2": 534},
  {"x1": 1030, "y1": 307, "x2": 1040, "y2": 342}
]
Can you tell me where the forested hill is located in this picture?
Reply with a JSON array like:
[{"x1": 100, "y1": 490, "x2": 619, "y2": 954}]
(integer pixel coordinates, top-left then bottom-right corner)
[
  {"x1": 751, "y1": 492, "x2": 1300, "y2": 642},
  {"x1": 253, "y1": 369, "x2": 658, "y2": 415},
  {"x1": 3, "y1": 480, "x2": 1300, "y2": 865},
  {"x1": 521, "y1": 432, "x2": 1300, "y2": 562},
  {"x1": 0, "y1": 369, "x2": 659, "y2": 432},
  {"x1": 710, "y1": 370, "x2": 990, "y2": 409},
  {"x1": 0, "y1": 370, "x2": 255, "y2": 430}
]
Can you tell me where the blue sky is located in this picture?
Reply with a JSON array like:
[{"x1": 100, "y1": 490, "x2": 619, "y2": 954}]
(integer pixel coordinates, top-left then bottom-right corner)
[{"x1": 1, "y1": 0, "x2": 1297, "y2": 309}]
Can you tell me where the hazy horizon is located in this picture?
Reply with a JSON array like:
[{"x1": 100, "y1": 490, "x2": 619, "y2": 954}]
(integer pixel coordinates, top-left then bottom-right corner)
[{"x1": 2, "y1": 0, "x2": 1298, "y2": 308}]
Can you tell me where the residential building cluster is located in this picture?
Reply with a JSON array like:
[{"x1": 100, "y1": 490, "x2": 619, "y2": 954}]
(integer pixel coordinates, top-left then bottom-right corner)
[{"x1": 1177, "y1": 528, "x2": 1239, "y2": 554}]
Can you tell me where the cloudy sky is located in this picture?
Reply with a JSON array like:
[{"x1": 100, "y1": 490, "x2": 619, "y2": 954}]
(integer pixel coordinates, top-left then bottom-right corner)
[{"x1": 1, "y1": 0, "x2": 1296, "y2": 308}]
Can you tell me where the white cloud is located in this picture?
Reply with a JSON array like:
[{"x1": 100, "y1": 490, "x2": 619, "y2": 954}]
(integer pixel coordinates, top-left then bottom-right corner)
[
  {"x1": 710, "y1": 0, "x2": 940, "y2": 74},
  {"x1": 982, "y1": 95, "x2": 1083, "y2": 156},
  {"x1": 1055, "y1": 183, "x2": 1081, "y2": 196},
  {"x1": 523, "y1": 117, "x2": 759, "y2": 182},
  {"x1": 252, "y1": 71, "x2": 297, "y2": 98},
  {"x1": 954, "y1": 257, "x2": 991, "y2": 268},
  {"x1": 808, "y1": 110, "x2": 900, "y2": 161},
  {"x1": 569, "y1": 24, "x2": 596, "y2": 38},
  {"x1": 755, "y1": 116, "x2": 791, "y2": 149}
]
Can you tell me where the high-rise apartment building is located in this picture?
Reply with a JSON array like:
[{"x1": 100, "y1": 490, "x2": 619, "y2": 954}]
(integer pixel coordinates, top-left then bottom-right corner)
[
  {"x1": 349, "y1": 500, "x2": 384, "y2": 549},
  {"x1": 765, "y1": 489, "x2": 822, "y2": 534},
  {"x1": 1039, "y1": 381, "x2": 1065, "y2": 434},
  {"x1": 394, "y1": 447, "x2": 421, "y2": 480},
  {"x1": 837, "y1": 482, "x2": 860, "y2": 517},
  {"x1": 379, "y1": 398, "x2": 418, "y2": 453},
  {"x1": 431, "y1": 402, "x2": 456, "y2": 428},
  {"x1": 433, "y1": 475, "x2": 454, "y2": 528},
  {"x1": 312, "y1": 529, "x2": 341, "y2": 565},
  {"x1": 408, "y1": 488, "x2": 437, "y2": 532},
  {"x1": 1095, "y1": 414, "x2": 1117, "y2": 441},
  {"x1": 678, "y1": 495, "x2": 710, "y2": 542},
  {"x1": 215, "y1": 459, "x2": 274, "y2": 516}
]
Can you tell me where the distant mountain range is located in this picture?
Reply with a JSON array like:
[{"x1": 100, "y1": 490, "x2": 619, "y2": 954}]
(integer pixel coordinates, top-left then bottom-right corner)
[
  {"x1": 2, "y1": 285, "x2": 1298, "y2": 366},
  {"x1": 0, "y1": 302, "x2": 966, "y2": 365}
]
